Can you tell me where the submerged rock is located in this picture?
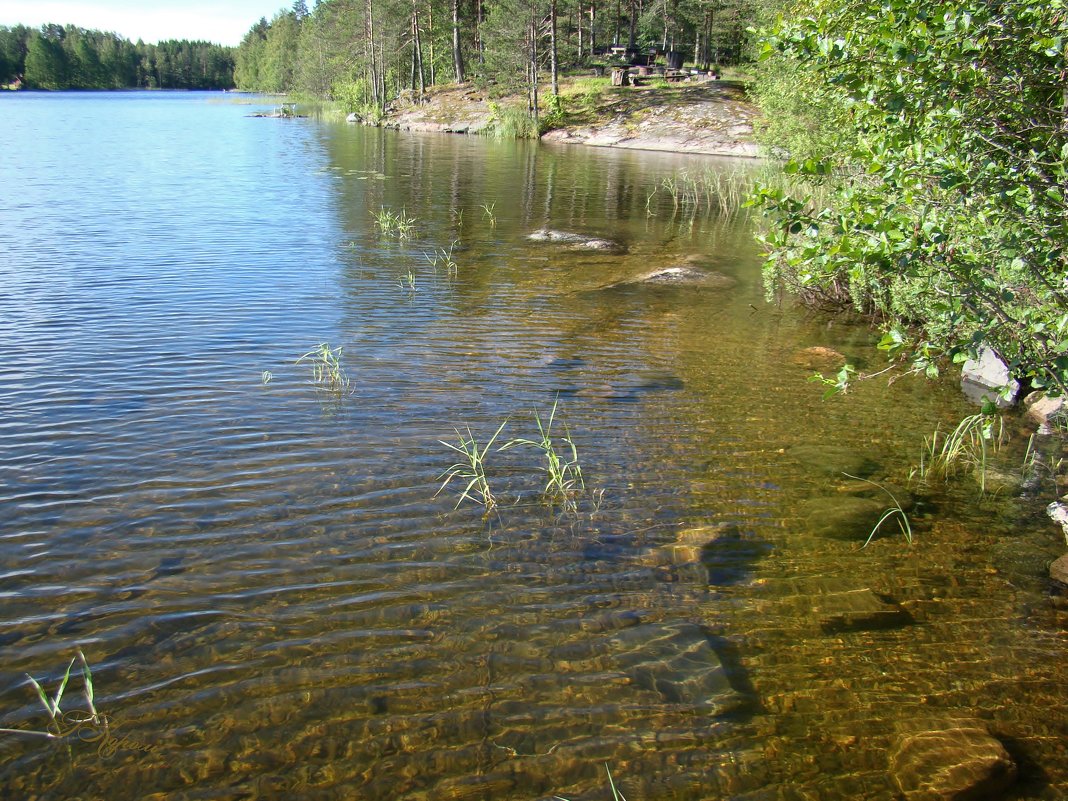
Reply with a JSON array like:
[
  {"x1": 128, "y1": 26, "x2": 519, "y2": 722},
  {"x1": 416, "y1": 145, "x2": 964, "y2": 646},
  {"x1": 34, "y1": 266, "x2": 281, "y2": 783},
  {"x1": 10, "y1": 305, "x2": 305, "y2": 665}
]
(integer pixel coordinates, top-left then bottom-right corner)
[
  {"x1": 1050, "y1": 553, "x2": 1068, "y2": 586},
  {"x1": 544, "y1": 622, "x2": 754, "y2": 716},
  {"x1": 890, "y1": 723, "x2": 1017, "y2": 801},
  {"x1": 603, "y1": 266, "x2": 737, "y2": 290},
  {"x1": 814, "y1": 588, "x2": 912, "y2": 633},
  {"x1": 801, "y1": 495, "x2": 889, "y2": 542},
  {"x1": 791, "y1": 346, "x2": 848, "y2": 372},
  {"x1": 790, "y1": 444, "x2": 882, "y2": 479},
  {"x1": 526, "y1": 228, "x2": 624, "y2": 252}
]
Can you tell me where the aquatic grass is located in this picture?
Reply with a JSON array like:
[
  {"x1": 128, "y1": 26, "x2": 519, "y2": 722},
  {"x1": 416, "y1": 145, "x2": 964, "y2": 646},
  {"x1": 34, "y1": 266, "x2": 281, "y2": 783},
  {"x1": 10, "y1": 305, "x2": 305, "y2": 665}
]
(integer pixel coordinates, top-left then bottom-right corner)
[
  {"x1": 480, "y1": 203, "x2": 497, "y2": 227},
  {"x1": 437, "y1": 421, "x2": 508, "y2": 512},
  {"x1": 0, "y1": 651, "x2": 102, "y2": 740},
  {"x1": 912, "y1": 413, "x2": 1005, "y2": 493},
  {"x1": 652, "y1": 167, "x2": 755, "y2": 223},
  {"x1": 297, "y1": 343, "x2": 352, "y2": 395},
  {"x1": 555, "y1": 764, "x2": 628, "y2": 801},
  {"x1": 843, "y1": 473, "x2": 913, "y2": 548},
  {"x1": 261, "y1": 370, "x2": 273, "y2": 385},
  {"x1": 503, "y1": 398, "x2": 586, "y2": 513},
  {"x1": 371, "y1": 206, "x2": 416, "y2": 239},
  {"x1": 77, "y1": 651, "x2": 101, "y2": 728},
  {"x1": 400, "y1": 267, "x2": 418, "y2": 291},
  {"x1": 26, "y1": 656, "x2": 74, "y2": 736},
  {"x1": 423, "y1": 240, "x2": 459, "y2": 274}
]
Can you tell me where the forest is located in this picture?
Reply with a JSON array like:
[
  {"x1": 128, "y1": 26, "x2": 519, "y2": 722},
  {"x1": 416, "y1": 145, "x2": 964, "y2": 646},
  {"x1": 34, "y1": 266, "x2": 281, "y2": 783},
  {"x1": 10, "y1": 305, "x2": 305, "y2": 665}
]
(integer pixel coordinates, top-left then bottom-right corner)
[
  {"x1": 232, "y1": 0, "x2": 755, "y2": 115},
  {"x1": 0, "y1": 24, "x2": 235, "y2": 90}
]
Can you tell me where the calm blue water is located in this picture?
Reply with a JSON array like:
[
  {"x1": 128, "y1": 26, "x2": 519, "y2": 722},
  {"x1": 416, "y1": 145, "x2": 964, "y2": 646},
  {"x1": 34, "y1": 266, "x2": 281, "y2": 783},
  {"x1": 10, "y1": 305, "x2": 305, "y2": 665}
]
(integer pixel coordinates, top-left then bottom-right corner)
[{"x1": 0, "y1": 91, "x2": 1064, "y2": 801}]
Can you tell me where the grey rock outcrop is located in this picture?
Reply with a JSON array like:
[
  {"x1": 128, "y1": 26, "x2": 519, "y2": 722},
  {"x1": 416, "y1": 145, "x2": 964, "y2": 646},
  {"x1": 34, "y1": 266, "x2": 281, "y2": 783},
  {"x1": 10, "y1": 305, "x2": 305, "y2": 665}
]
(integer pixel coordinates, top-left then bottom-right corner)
[{"x1": 1047, "y1": 502, "x2": 1068, "y2": 543}]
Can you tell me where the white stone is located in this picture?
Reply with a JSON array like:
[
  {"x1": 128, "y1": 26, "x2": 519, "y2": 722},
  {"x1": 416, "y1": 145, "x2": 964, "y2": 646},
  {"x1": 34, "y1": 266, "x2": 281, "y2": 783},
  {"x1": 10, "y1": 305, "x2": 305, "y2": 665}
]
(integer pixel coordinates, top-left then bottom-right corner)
[{"x1": 961, "y1": 347, "x2": 1019, "y2": 407}]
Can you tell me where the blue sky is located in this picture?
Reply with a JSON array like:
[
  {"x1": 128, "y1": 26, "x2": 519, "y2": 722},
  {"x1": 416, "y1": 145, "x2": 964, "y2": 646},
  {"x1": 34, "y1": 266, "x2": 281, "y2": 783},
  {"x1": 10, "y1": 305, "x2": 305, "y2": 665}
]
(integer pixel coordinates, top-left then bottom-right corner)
[{"x1": 0, "y1": 1, "x2": 290, "y2": 46}]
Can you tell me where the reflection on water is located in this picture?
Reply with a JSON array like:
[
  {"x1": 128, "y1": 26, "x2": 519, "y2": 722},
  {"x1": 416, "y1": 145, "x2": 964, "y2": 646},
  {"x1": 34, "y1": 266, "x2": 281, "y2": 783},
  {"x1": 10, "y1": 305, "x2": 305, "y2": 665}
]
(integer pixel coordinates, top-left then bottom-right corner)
[{"x1": 0, "y1": 92, "x2": 1065, "y2": 800}]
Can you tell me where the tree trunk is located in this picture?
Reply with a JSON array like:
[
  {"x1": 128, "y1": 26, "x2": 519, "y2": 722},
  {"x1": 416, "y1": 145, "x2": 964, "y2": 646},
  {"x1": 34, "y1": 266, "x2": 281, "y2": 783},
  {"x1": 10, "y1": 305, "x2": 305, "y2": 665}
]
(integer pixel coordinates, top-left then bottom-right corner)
[
  {"x1": 589, "y1": 1, "x2": 596, "y2": 55},
  {"x1": 476, "y1": 0, "x2": 485, "y2": 64},
  {"x1": 451, "y1": 0, "x2": 465, "y2": 82},
  {"x1": 412, "y1": 1, "x2": 425, "y2": 100},
  {"x1": 528, "y1": 0, "x2": 539, "y2": 124},
  {"x1": 549, "y1": 0, "x2": 559, "y2": 95},
  {"x1": 578, "y1": 5, "x2": 584, "y2": 61},
  {"x1": 427, "y1": 0, "x2": 436, "y2": 85},
  {"x1": 367, "y1": 0, "x2": 380, "y2": 110}
]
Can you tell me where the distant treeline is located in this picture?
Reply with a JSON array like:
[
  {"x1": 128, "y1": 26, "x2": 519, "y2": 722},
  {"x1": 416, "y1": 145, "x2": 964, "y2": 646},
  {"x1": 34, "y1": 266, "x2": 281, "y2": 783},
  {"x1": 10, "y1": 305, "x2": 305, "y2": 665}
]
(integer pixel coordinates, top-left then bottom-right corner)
[{"x1": 0, "y1": 24, "x2": 235, "y2": 89}]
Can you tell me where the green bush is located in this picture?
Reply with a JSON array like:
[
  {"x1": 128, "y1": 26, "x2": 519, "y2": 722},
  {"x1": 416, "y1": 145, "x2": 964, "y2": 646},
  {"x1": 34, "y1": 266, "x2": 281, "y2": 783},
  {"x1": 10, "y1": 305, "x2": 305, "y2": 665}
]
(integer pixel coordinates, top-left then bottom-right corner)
[{"x1": 751, "y1": 0, "x2": 1068, "y2": 394}]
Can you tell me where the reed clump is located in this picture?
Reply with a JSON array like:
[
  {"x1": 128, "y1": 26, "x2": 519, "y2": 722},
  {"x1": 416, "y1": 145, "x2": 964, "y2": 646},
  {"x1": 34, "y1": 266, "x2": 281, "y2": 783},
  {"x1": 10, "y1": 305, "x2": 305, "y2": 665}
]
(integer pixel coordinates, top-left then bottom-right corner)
[
  {"x1": 437, "y1": 399, "x2": 600, "y2": 517},
  {"x1": 424, "y1": 239, "x2": 459, "y2": 274},
  {"x1": 912, "y1": 413, "x2": 1005, "y2": 493},
  {"x1": 372, "y1": 207, "x2": 416, "y2": 239},
  {"x1": 647, "y1": 167, "x2": 755, "y2": 222},
  {"x1": 297, "y1": 343, "x2": 352, "y2": 395},
  {"x1": 437, "y1": 422, "x2": 509, "y2": 513},
  {"x1": 502, "y1": 398, "x2": 586, "y2": 514}
]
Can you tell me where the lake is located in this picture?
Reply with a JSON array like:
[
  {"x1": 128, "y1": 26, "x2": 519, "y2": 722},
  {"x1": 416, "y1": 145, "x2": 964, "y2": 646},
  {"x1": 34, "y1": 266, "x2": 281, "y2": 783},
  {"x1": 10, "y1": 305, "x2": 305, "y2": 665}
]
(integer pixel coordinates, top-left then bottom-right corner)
[{"x1": 0, "y1": 91, "x2": 1065, "y2": 800}]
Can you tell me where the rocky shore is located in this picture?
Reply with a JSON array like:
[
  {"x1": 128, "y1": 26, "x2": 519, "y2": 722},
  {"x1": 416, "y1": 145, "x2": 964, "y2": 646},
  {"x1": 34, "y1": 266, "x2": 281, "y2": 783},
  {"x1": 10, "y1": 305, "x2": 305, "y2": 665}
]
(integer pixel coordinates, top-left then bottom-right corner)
[{"x1": 353, "y1": 79, "x2": 760, "y2": 158}]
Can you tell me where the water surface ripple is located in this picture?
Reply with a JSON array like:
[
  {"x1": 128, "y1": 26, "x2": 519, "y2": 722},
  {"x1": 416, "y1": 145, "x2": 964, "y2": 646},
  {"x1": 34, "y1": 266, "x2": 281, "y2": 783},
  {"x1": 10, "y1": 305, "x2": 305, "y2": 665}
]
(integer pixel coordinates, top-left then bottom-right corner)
[{"x1": 0, "y1": 92, "x2": 1065, "y2": 800}]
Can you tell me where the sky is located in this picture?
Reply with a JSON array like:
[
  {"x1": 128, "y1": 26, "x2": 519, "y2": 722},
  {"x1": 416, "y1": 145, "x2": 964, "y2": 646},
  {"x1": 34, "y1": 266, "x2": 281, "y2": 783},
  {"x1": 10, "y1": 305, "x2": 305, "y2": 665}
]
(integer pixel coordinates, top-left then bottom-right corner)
[{"x1": 0, "y1": 1, "x2": 291, "y2": 46}]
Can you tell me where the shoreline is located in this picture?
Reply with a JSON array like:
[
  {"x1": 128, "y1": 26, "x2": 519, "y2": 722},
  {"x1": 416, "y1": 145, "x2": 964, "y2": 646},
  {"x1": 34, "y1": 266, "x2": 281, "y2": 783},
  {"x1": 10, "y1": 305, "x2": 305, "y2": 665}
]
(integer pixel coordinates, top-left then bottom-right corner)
[{"x1": 361, "y1": 79, "x2": 761, "y2": 159}]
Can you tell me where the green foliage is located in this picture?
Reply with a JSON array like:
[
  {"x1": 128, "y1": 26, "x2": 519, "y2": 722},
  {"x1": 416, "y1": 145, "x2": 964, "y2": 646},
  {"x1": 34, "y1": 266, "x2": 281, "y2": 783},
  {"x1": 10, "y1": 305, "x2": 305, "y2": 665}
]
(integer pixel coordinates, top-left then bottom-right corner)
[
  {"x1": 751, "y1": 0, "x2": 1068, "y2": 394},
  {"x1": 808, "y1": 363, "x2": 855, "y2": 399}
]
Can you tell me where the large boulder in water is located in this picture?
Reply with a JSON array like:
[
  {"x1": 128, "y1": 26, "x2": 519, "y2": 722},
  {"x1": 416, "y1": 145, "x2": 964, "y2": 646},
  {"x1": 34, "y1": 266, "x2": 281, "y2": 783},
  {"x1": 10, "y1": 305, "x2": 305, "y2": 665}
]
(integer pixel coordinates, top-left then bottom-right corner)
[
  {"x1": 526, "y1": 228, "x2": 625, "y2": 253},
  {"x1": 595, "y1": 266, "x2": 737, "y2": 292},
  {"x1": 889, "y1": 722, "x2": 1017, "y2": 801},
  {"x1": 791, "y1": 346, "x2": 848, "y2": 372}
]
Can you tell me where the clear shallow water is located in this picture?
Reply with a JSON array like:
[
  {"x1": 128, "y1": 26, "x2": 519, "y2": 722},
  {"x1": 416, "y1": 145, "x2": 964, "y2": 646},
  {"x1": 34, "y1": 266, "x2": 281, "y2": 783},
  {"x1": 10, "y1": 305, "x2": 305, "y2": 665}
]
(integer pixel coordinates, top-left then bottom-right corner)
[{"x1": 0, "y1": 91, "x2": 1065, "y2": 800}]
